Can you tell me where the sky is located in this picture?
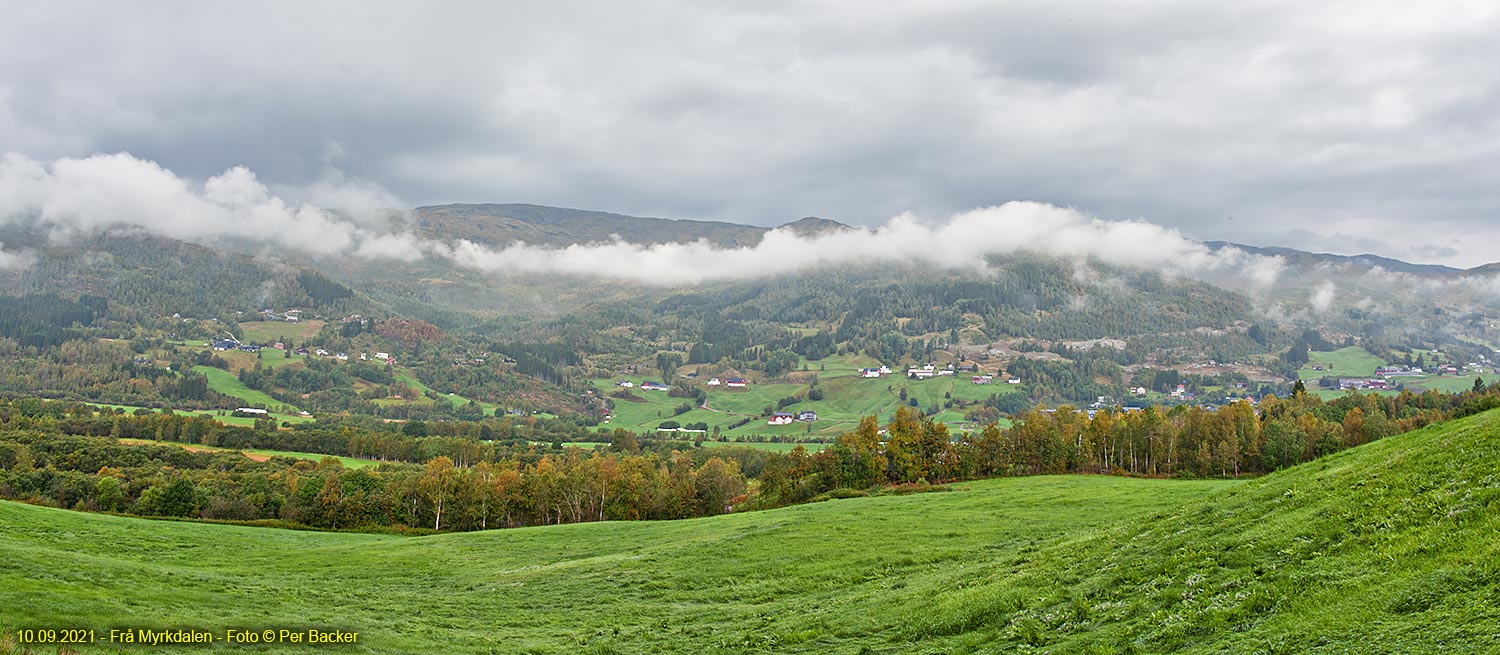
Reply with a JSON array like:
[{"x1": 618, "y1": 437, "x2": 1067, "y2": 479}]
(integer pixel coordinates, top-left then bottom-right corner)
[{"x1": 3, "y1": 1, "x2": 1500, "y2": 267}]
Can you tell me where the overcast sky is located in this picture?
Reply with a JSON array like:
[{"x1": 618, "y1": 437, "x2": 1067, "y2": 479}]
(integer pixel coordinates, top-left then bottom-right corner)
[{"x1": 4, "y1": 1, "x2": 1499, "y2": 266}]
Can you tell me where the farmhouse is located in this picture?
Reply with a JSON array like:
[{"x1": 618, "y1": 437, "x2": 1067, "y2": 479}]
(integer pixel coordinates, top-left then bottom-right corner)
[
  {"x1": 617, "y1": 381, "x2": 634, "y2": 388},
  {"x1": 972, "y1": 375, "x2": 993, "y2": 384},
  {"x1": 725, "y1": 377, "x2": 748, "y2": 388},
  {"x1": 1007, "y1": 377, "x2": 1021, "y2": 384},
  {"x1": 212, "y1": 339, "x2": 238, "y2": 351},
  {"x1": 375, "y1": 352, "x2": 390, "y2": 361},
  {"x1": 234, "y1": 408, "x2": 268, "y2": 415},
  {"x1": 640, "y1": 381, "x2": 670, "y2": 391},
  {"x1": 860, "y1": 368, "x2": 882, "y2": 378},
  {"x1": 796, "y1": 410, "x2": 818, "y2": 422},
  {"x1": 706, "y1": 377, "x2": 721, "y2": 386},
  {"x1": 907, "y1": 364, "x2": 936, "y2": 379},
  {"x1": 768, "y1": 413, "x2": 795, "y2": 425}
]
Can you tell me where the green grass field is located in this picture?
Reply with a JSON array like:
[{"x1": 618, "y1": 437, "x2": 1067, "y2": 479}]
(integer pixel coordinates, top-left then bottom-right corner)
[
  {"x1": 191, "y1": 365, "x2": 295, "y2": 412},
  {"x1": 1297, "y1": 346, "x2": 1386, "y2": 380},
  {"x1": 597, "y1": 372, "x2": 1017, "y2": 438},
  {"x1": 6, "y1": 408, "x2": 1500, "y2": 652},
  {"x1": 0, "y1": 475, "x2": 1227, "y2": 654},
  {"x1": 114, "y1": 439, "x2": 381, "y2": 469},
  {"x1": 1299, "y1": 346, "x2": 1492, "y2": 399},
  {"x1": 235, "y1": 320, "x2": 325, "y2": 344},
  {"x1": 81, "y1": 402, "x2": 311, "y2": 428}
]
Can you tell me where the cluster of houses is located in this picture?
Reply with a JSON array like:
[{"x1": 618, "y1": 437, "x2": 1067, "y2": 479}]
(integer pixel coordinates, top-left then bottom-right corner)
[
  {"x1": 705, "y1": 377, "x2": 749, "y2": 388},
  {"x1": 210, "y1": 335, "x2": 390, "y2": 365},
  {"x1": 892, "y1": 363, "x2": 1019, "y2": 384},
  {"x1": 768, "y1": 410, "x2": 818, "y2": 425}
]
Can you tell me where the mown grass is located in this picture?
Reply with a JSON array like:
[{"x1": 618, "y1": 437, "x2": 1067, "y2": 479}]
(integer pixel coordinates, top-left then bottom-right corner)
[
  {"x1": 596, "y1": 372, "x2": 1016, "y2": 438},
  {"x1": 8, "y1": 408, "x2": 1500, "y2": 653},
  {"x1": 1297, "y1": 346, "x2": 1386, "y2": 381},
  {"x1": 113, "y1": 438, "x2": 381, "y2": 469},
  {"x1": 235, "y1": 320, "x2": 324, "y2": 344},
  {"x1": 1, "y1": 474, "x2": 1226, "y2": 654},
  {"x1": 191, "y1": 365, "x2": 293, "y2": 412}
]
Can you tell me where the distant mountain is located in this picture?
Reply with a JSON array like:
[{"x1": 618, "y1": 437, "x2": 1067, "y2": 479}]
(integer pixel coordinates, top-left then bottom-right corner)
[
  {"x1": 1204, "y1": 241, "x2": 1473, "y2": 277},
  {"x1": 776, "y1": 216, "x2": 856, "y2": 237},
  {"x1": 406, "y1": 203, "x2": 767, "y2": 248}
]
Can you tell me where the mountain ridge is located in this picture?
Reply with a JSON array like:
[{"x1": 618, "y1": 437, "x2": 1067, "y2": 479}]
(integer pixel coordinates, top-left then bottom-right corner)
[{"x1": 402, "y1": 203, "x2": 1490, "y2": 274}]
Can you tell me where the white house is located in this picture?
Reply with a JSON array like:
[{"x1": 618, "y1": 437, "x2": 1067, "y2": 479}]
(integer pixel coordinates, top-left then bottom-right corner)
[
  {"x1": 706, "y1": 377, "x2": 721, "y2": 386},
  {"x1": 860, "y1": 368, "x2": 882, "y2": 378},
  {"x1": 878, "y1": 365, "x2": 891, "y2": 374},
  {"x1": 1007, "y1": 377, "x2": 1021, "y2": 384},
  {"x1": 617, "y1": 381, "x2": 634, "y2": 388},
  {"x1": 235, "y1": 407, "x2": 268, "y2": 415},
  {"x1": 375, "y1": 352, "x2": 390, "y2": 361}
]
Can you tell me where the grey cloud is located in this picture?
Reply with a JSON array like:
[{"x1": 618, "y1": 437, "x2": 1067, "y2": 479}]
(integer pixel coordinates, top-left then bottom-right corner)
[{"x1": 3, "y1": 2, "x2": 1500, "y2": 265}]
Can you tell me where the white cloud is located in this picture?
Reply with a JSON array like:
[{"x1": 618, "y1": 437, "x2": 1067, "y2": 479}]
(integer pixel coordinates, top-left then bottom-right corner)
[
  {"x1": 0, "y1": 152, "x2": 423, "y2": 260},
  {"x1": 448, "y1": 202, "x2": 1286, "y2": 287},
  {"x1": 4, "y1": 2, "x2": 1500, "y2": 266},
  {"x1": 1310, "y1": 281, "x2": 1337, "y2": 312},
  {"x1": 0, "y1": 241, "x2": 31, "y2": 269}
]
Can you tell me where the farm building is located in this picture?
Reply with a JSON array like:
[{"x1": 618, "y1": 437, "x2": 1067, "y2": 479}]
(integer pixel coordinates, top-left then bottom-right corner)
[
  {"x1": 617, "y1": 381, "x2": 635, "y2": 388},
  {"x1": 706, "y1": 377, "x2": 721, "y2": 386},
  {"x1": 640, "y1": 381, "x2": 670, "y2": 391},
  {"x1": 1007, "y1": 377, "x2": 1021, "y2": 384},
  {"x1": 725, "y1": 378, "x2": 748, "y2": 388},
  {"x1": 796, "y1": 410, "x2": 818, "y2": 422},
  {"x1": 972, "y1": 375, "x2": 993, "y2": 384},
  {"x1": 768, "y1": 413, "x2": 795, "y2": 426},
  {"x1": 860, "y1": 368, "x2": 882, "y2": 378}
]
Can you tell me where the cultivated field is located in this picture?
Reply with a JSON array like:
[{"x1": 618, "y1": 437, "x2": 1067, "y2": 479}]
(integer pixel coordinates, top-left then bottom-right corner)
[
  {"x1": 596, "y1": 372, "x2": 1019, "y2": 439},
  {"x1": 5, "y1": 409, "x2": 1500, "y2": 652}
]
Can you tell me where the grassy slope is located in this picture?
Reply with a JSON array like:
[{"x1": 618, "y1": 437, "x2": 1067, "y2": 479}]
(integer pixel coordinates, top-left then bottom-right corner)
[
  {"x1": 6, "y1": 409, "x2": 1499, "y2": 653},
  {"x1": 115, "y1": 438, "x2": 382, "y2": 469},
  {"x1": 1301, "y1": 346, "x2": 1489, "y2": 399},
  {"x1": 597, "y1": 373, "x2": 1017, "y2": 438},
  {"x1": 191, "y1": 365, "x2": 292, "y2": 411},
  {"x1": 1, "y1": 477, "x2": 1225, "y2": 654}
]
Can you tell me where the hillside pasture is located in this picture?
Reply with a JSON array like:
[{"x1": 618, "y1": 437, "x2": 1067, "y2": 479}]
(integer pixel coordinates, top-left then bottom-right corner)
[
  {"x1": 235, "y1": 319, "x2": 325, "y2": 344},
  {"x1": 191, "y1": 365, "x2": 296, "y2": 412},
  {"x1": 1297, "y1": 346, "x2": 1386, "y2": 380},
  {"x1": 0, "y1": 475, "x2": 1230, "y2": 654}
]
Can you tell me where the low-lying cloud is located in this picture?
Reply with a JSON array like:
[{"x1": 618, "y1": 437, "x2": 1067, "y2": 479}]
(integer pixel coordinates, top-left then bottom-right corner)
[
  {"x1": 0, "y1": 152, "x2": 414, "y2": 258},
  {"x1": 1, "y1": 151, "x2": 1294, "y2": 289},
  {"x1": 446, "y1": 203, "x2": 1287, "y2": 288}
]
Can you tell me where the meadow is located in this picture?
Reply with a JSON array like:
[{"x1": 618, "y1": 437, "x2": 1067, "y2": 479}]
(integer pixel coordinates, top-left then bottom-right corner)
[
  {"x1": 4, "y1": 409, "x2": 1499, "y2": 653},
  {"x1": 1300, "y1": 346, "x2": 1490, "y2": 399},
  {"x1": 114, "y1": 438, "x2": 383, "y2": 469},
  {"x1": 597, "y1": 372, "x2": 1018, "y2": 439},
  {"x1": 0, "y1": 476, "x2": 1227, "y2": 654},
  {"x1": 234, "y1": 320, "x2": 326, "y2": 344}
]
